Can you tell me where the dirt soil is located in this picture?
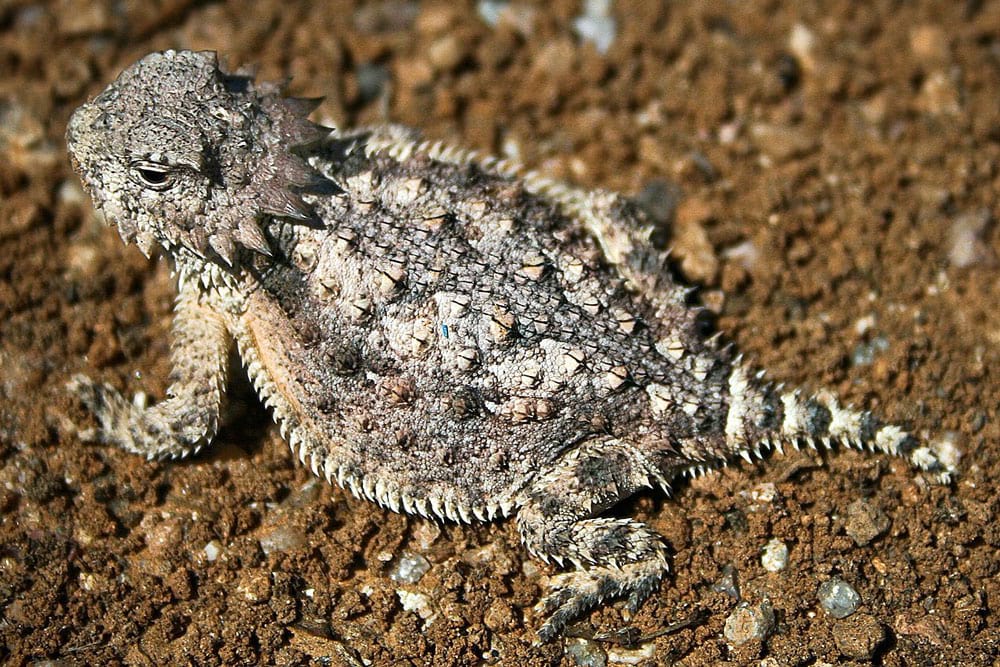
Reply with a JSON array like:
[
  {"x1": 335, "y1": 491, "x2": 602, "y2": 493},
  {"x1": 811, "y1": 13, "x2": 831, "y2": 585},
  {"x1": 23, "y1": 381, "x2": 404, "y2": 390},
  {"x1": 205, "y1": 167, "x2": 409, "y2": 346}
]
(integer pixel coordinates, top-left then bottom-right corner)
[{"x1": 2, "y1": 1, "x2": 1000, "y2": 665}]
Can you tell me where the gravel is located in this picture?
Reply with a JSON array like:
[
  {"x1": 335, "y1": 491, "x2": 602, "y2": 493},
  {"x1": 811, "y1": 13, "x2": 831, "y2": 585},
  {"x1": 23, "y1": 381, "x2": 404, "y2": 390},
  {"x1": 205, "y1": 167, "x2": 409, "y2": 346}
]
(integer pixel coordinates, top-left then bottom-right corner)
[{"x1": 818, "y1": 577, "x2": 861, "y2": 619}]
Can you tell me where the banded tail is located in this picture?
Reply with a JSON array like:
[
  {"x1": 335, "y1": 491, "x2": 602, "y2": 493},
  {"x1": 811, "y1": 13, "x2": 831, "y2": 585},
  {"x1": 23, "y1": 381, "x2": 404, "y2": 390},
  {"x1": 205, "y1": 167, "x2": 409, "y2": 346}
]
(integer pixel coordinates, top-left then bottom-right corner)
[{"x1": 714, "y1": 360, "x2": 959, "y2": 483}]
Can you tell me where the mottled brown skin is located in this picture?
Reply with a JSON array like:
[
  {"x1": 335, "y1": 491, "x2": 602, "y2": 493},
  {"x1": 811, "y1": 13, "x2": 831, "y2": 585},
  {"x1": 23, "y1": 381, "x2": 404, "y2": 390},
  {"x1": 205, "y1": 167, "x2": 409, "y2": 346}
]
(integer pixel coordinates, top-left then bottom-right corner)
[{"x1": 66, "y1": 50, "x2": 958, "y2": 641}]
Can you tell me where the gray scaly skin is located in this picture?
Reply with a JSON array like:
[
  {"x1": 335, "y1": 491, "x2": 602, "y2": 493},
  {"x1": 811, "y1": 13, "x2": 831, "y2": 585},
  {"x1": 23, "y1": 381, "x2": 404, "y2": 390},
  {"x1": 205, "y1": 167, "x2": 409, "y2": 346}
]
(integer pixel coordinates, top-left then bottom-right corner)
[{"x1": 66, "y1": 50, "x2": 959, "y2": 642}]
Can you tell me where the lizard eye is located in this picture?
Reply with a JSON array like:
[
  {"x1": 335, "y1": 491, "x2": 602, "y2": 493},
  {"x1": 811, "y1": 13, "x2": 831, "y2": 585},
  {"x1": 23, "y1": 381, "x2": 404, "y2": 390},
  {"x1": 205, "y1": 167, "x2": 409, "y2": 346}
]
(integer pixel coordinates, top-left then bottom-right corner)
[{"x1": 131, "y1": 161, "x2": 174, "y2": 191}]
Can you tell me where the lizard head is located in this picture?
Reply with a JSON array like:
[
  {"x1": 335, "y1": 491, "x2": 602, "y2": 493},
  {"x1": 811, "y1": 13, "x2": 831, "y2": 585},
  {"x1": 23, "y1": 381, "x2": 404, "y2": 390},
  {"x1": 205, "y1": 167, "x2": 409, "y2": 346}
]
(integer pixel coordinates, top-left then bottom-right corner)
[{"x1": 66, "y1": 49, "x2": 333, "y2": 266}]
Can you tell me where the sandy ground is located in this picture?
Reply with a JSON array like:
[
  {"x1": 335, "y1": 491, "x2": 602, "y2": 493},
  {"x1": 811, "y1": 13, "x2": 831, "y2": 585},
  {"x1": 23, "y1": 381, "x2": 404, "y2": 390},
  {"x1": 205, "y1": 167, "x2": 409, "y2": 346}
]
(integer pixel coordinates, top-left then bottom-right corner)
[{"x1": 2, "y1": 1, "x2": 1000, "y2": 665}]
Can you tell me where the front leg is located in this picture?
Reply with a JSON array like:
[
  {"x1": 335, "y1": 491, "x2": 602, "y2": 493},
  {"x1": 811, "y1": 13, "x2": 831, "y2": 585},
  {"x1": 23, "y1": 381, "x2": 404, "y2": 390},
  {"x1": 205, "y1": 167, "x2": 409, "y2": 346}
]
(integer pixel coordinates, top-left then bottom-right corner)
[{"x1": 69, "y1": 285, "x2": 231, "y2": 459}]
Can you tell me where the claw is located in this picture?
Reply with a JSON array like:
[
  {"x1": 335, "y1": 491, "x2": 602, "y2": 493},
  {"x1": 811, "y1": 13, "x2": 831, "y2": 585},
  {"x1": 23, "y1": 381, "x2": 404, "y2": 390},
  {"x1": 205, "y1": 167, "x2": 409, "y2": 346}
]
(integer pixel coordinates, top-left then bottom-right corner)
[
  {"x1": 67, "y1": 373, "x2": 100, "y2": 404},
  {"x1": 536, "y1": 589, "x2": 563, "y2": 615},
  {"x1": 67, "y1": 374, "x2": 111, "y2": 436},
  {"x1": 536, "y1": 580, "x2": 575, "y2": 616},
  {"x1": 625, "y1": 573, "x2": 660, "y2": 614},
  {"x1": 65, "y1": 373, "x2": 135, "y2": 448},
  {"x1": 537, "y1": 599, "x2": 586, "y2": 644},
  {"x1": 533, "y1": 563, "x2": 667, "y2": 642}
]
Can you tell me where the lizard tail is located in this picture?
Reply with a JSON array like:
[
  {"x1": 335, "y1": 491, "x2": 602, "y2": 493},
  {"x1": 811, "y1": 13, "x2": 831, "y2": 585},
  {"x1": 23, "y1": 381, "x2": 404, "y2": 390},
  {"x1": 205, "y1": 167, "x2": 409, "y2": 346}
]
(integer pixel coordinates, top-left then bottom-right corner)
[{"x1": 711, "y1": 360, "x2": 959, "y2": 483}]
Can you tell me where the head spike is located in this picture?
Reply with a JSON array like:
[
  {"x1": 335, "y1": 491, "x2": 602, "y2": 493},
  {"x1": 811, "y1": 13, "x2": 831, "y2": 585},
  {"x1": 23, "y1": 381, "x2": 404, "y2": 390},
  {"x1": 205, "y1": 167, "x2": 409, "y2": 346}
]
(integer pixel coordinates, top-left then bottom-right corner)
[
  {"x1": 208, "y1": 232, "x2": 236, "y2": 266},
  {"x1": 260, "y1": 185, "x2": 312, "y2": 220},
  {"x1": 236, "y1": 222, "x2": 272, "y2": 256}
]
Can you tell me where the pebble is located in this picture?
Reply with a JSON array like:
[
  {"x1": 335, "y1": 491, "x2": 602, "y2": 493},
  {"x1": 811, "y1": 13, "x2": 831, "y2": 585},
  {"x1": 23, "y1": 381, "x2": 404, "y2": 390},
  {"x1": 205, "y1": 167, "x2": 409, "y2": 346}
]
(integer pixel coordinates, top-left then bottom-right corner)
[
  {"x1": 411, "y1": 521, "x2": 442, "y2": 551},
  {"x1": 916, "y1": 70, "x2": 961, "y2": 115},
  {"x1": 483, "y1": 599, "x2": 517, "y2": 632},
  {"x1": 633, "y1": 179, "x2": 681, "y2": 227},
  {"x1": 832, "y1": 613, "x2": 886, "y2": 659},
  {"x1": 352, "y1": 1, "x2": 419, "y2": 34},
  {"x1": 909, "y1": 24, "x2": 949, "y2": 64},
  {"x1": 851, "y1": 335, "x2": 889, "y2": 368},
  {"x1": 853, "y1": 314, "x2": 876, "y2": 337},
  {"x1": 750, "y1": 122, "x2": 818, "y2": 162},
  {"x1": 761, "y1": 538, "x2": 789, "y2": 572},
  {"x1": 711, "y1": 563, "x2": 741, "y2": 599},
  {"x1": 57, "y1": 179, "x2": 87, "y2": 205},
  {"x1": 673, "y1": 197, "x2": 718, "y2": 283},
  {"x1": 395, "y1": 57, "x2": 435, "y2": 90},
  {"x1": 356, "y1": 63, "x2": 391, "y2": 104},
  {"x1": 259, "y1": 524, "x2": 308, "y2": 555},
  {"x1": 64, "y1": 243, "x2": 101, "y2": 281},
  {"x1": 788, "y1": 23, "x2": 817, "y2": 71},
  {"x1": 286, "y1": 479, "x2": 323, "y2": 507},
  {"x1": 721, "y1": 240, "x2": 759, "y2": 272},
  {"x1": 202, "y1": 540, "x2": 222, "y2": 562},
  {"x1": 396, "y1": 589, "x2": 437, "y2": 625},
  {"x1": 479, "y1": 1, "x2": 535, "y2": 35},
  {"x1": 573, "y1": 0, "x2": 616, "y2": 54},
  {"x1": 844, "y1": 499, "x2": 890, "y2": 546},
  {"x1": 607, "y1": 642, "x2": 655, "y2": 664},
  {"x1": 389, "y1": 551, "x2": 431, "y2": 584},
  {"x1": 138, "y1": 514, "x2": 183, "y2": 560},
  {"x1": 0, "y1": 97, "x2": 59, "y2": 173},
  {"x1": 477, "y1": 0, "x2": 508, "y2": 27},
  {"x1": 415, "y1": 5, "x2": 459, "y2": 34},
  {"x1": 818, "y1": 577, "x2": 861, "y2": 619},
  {"x1": 741, "y1": 482, "x2": 778, "y2": 508},
  {"x1": 724, "y1": 600, "x2": 776, "y2": 646},
  {"x1": 931, "y1": 432, "x2": 962, "y2": 474},
  {"x1": 948, "y1": 208, "x2": 994, "y2": 268},
  {"x1": 566, "y1": 637, "x2": 607, "y2": 667},
  {"x1": 237, "y1": 569, "x2": 272, "y2": 604},
  {"x1": 427, "y1": 34, "x2": 465, "y2": 72},
  {"x1": 56, "y1": 2, "x2": 114, "y2": 35}
]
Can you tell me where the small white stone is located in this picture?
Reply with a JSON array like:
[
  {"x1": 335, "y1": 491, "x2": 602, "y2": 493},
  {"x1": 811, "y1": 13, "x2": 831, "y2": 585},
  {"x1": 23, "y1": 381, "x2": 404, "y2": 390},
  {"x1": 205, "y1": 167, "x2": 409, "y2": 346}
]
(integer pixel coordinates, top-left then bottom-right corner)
[
  {"x1": 390, "y1": 551, "x2": 432, "y2": 584},
  {"x1": 396, "y1": 589, "x2": 438, "y2": 626},
  {"x1": 761, "y1": 538, "x2": 789, "y2": 572},
  {"x1": 573, "y1": 0, "x2": 616, "y2": 54},
  {"x1": 818, "y1": 577, "x2": 861, "y2": 619},
  {"x1": 606, "y1": 642, "x2": 655, "y2": 664},
  {"x1": 203, "y1": 540, "x2": 222, "y2": 562},
  {"x1": 789, "y1": 23, "x2": 816, "y2": 68},
  {"x1": 477, "y1": 0, "x2": 509, "y2": 27},
  {"x1": 258, "y1": 525, "x2": 308, "y2": 555}
]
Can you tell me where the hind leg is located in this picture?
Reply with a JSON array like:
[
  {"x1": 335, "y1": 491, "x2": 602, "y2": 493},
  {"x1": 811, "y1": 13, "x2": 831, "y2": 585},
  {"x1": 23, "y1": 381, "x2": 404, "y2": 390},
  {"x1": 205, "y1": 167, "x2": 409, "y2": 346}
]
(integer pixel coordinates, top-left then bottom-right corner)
[{"x1": 516, "y1": 437, "x2": 671, "y2": 642}]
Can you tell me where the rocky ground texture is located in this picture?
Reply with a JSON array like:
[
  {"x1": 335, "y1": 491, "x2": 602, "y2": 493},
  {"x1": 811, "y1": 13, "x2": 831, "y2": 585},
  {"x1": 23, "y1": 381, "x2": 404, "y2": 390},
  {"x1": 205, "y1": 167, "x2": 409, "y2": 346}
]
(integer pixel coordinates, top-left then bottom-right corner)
[{"x1": 1, "y1": 1, "x2": 999, "y2": 665}]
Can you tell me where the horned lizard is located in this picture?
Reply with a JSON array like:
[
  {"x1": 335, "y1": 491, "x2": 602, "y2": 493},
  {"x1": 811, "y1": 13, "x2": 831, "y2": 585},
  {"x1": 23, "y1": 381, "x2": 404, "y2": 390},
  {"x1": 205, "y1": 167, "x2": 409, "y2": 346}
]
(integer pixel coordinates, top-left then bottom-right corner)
[{"x1": 66, "y1": 50, "x2": 958, "y2": 642}]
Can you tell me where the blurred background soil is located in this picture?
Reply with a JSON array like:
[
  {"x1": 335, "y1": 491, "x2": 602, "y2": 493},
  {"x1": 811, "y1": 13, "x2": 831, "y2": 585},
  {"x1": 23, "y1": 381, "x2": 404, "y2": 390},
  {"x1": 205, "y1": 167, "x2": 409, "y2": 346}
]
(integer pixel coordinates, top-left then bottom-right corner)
[{"x1": 2, "y1": 1, "x2": 1000, "y2": 665}]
